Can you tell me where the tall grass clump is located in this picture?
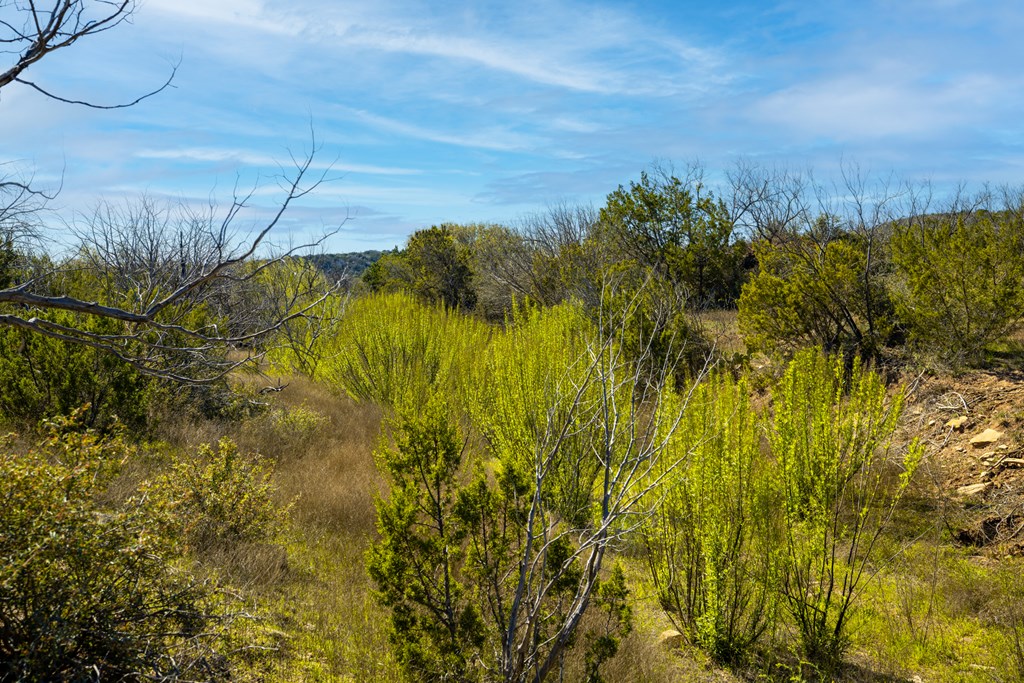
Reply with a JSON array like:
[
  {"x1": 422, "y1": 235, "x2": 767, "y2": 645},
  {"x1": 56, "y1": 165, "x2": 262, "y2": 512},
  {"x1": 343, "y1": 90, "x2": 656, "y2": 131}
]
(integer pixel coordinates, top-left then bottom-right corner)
[
  {"x1": 321, "y1": 291, "x2": 490, "y2": 409},
  {"x1": 641, "y1": 372, "x2": 779, "y2": 664},
  {"x1": 770, "y1": 349, "x2": 923, "y2": 672}
]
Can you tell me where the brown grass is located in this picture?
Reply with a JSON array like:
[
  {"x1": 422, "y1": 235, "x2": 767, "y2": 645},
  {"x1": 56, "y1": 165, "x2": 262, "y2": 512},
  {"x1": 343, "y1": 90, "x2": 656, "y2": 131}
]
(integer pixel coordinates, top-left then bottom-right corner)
[
  {"x1": 234, "y1": 376, "x2": 399, "y2": 680},
  {"x1": 696, "y1": 308, "x2": 746, "y2": 358}
]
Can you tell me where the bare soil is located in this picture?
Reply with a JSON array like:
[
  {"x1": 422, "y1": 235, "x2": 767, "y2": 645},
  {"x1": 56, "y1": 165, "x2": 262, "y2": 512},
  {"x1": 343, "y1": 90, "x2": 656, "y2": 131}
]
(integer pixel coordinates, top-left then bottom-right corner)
[{"x1": 903, "y1": 366, "x2": 1024, "y2": 555}]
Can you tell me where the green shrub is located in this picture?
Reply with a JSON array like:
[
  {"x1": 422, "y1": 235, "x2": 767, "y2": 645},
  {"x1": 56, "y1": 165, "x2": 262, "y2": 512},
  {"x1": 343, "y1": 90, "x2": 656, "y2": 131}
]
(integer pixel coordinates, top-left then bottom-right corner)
[
  {"x1": 323, "y1": 291, "x2": 490, "y2": 409},
  {"x1": 597, "y1": 265, "x2": 712, "y2": 387},
  {"x1": 598, "y1": 169, "x2": 746, "y2": 306},
  {"x1": 890, "y1": 211, "x2": 1024, "y2": 367},
  {"x1": 0, "y1": 417, "x2": 227, "y2": 681},
  {"x1": 151, "y1": 437, "x2": 288, "y2": 552},
  {"x1": 0, "y1": 311, "x2": 154, "y2": 430},
  {"x1": 367, "y1": 399, "x2": 487, "y2": 681},
  {"x1": 362, "y1": 225, "x2": 477, "y2": 310},
  {"x1": 369, "y1": 397, "x2": 634, "y2": 683},
  {"x1": 769, "y1": 348, "x2": 922, "y2": 671},
  {"x1": 738, "y1": 231, "x2": 892, "y2": 358},
  {"x1": 641, "y1": 372, "x2": 779, "y2": 663},
  {"x1": 469, "y1": 301, "x2": 604, "y2": 525}
]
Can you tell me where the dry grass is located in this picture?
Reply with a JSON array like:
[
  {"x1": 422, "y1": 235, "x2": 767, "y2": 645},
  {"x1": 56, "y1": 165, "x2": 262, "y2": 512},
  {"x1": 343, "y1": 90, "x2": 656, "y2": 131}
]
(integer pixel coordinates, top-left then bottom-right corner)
[
  {"x1": 696, "y1": 308, "x2": 746, "y2": 358},
  {"x1": 147, "y1": 373, "x2": 399, "y2": 680},
  {"x1": 235, "y1": 376, "x2": 399, "y2": 681}
]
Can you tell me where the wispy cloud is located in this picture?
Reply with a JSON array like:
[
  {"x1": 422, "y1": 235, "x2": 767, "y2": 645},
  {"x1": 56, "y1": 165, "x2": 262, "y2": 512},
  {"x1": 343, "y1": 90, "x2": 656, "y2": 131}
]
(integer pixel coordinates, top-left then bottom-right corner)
[
  {"x1": 135, "y1": 147, "x2": 421, "y2": 175},
  {"x1": 334, "y1": 107, "x2": 541, "y2": 152},
  {"x1": 8, "y1": 0, "x2": 1024, "y2": 252},
  {"x1": 338, "y1": 28, "x2": 619, "y2": 94},
  {"x1": 144, "y1": 0, "x2": 303, "y2": 36},
  {"x1": 753, "y1": 69, "x2": 1005, "y2": 140}
]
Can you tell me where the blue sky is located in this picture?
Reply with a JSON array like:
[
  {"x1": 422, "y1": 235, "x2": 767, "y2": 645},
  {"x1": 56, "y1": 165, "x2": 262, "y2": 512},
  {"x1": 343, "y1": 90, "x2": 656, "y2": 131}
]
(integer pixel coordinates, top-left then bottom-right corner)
[{"x1": 3, "y1": 0, "x2": 1023, "y2": 251}]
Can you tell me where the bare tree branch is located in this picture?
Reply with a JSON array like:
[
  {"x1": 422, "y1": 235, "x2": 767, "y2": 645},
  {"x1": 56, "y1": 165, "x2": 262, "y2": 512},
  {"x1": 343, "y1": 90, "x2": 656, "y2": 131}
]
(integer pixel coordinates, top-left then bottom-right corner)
[
  {"x1": 0, "y1": 139, "x2": 342, "y2": 383},
  {"x1": 0, "y1": 2, "x2": 173, "y2": 105}
]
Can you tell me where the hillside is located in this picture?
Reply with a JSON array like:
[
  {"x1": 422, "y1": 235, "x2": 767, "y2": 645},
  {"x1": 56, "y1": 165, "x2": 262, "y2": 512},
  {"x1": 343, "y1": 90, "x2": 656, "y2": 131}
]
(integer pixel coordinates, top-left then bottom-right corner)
[{"x1": 305, "y1": 250, "x2": 385, "y2": 282}]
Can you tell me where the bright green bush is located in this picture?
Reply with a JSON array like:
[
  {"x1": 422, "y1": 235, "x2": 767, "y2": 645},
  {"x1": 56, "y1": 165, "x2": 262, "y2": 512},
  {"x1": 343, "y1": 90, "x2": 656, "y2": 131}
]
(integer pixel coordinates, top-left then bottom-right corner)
[
  {"x1": 641, "y1": 372, "x2": 779, "y2": 663},
  {"x1": 0, "y1": 416, "x2": 227, "y2": 681},
  {"x1": 469, "y1": 301, "x2": 605, "y2": 525},
  {"x1": 769, "y1": 349, "x2": 922, "y2": 671},
  {"x1": 323, "y1": 291, "x2": 490, "y2": 409},
  {"x1": 890, "y1": 211, "x2": 1024, "y2": 366}
]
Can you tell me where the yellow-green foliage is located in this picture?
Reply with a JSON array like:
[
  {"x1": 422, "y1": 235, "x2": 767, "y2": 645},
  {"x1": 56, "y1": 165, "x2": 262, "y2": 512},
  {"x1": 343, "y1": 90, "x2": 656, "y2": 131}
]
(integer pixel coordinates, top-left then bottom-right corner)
[
  {"x1": 642, "y1": 373, "x2": 778, "y2": 663},
  {"x1": 259, "y1": 259, "x2": 343, "y2": 380},
  {"x1": 769, "y1": 348, "x2": 923, "y2": 669},
  {"x1": 323, "y1": 291, "x2": 490, "y2": 409},
  {"x1": 470, "y1": 301, "x2": 605, "y2": 524},
  {"x1": 890, "y1": 212, "x2": 1024, "y2": 366},
  {"x1": 150, "y1": 437, "x2": 288, "y2": 552}
]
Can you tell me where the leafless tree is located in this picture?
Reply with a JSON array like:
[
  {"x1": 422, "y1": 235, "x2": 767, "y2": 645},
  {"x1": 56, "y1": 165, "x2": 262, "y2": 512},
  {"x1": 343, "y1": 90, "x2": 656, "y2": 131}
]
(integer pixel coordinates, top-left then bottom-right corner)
[
  {"x1": 727, "y1": 160, "x2": 813, "y2": 244},
  {"x1": 0, "y1": 148, "x2": 339, "y2": 383},
  {"x1": 0, "y1": 1, "x2": 175, "y2": 107},
  {"x1": 0, "y1": 2, "x2": 340, "y2": 383}
]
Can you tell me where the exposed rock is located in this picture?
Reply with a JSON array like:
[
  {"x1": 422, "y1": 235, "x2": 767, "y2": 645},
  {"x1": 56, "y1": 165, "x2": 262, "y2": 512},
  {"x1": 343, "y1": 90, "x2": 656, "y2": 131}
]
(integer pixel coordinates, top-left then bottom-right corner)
[
  {"x1": 970, "y1": 429, "x2": 1004, "y2": 448},
  {"x1": 947, "y1": 416, "x2": 969, "y2": 430},
  {"x1": 658, "y1": 629, "x2": 684, "y2": 649},
  {"x1": 957, "y1": 482, "x2": 991, "y2": 498}
]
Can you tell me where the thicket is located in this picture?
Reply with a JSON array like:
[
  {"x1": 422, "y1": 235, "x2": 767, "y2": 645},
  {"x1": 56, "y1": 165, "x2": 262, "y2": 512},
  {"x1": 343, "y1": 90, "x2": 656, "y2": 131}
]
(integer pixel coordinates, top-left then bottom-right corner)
[
  {"x1": 0, "y1": 312, "x2": 155, "y2": 429},
  {"x1": 308, "y1": 273, "x2": 924, "y2": 678},
  {"x1": 735, "y1": 180, "x2": 1024, "y2": 367},
  {"x1": 367, "y1": 293, "x2": 681, "y2": 682},
  {"x1": 348, "y1": 168, "x2": 1024, "y2": 371},
  {"x1": 641, "y1": 373, "x2": 777, "y2": 664},
  {"x1": 737, "y1": 230, "x2": 893, "y2": 359},
  {"x1": 638, "y1": 350, "x2": 922, "y2": 671},
  {"x1": 0, "y1": 414, "x2": 239, "y2": 681},
  {"x1": 890, "y1": 210, "x2": 1024, "y2": 365}
]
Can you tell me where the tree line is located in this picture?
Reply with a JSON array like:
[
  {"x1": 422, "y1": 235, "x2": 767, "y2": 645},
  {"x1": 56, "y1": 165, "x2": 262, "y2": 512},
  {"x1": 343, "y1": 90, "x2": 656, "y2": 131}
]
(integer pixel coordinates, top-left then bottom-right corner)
[{"x1": 359, "y1": 163, "x2": 1024, "y2": 370}]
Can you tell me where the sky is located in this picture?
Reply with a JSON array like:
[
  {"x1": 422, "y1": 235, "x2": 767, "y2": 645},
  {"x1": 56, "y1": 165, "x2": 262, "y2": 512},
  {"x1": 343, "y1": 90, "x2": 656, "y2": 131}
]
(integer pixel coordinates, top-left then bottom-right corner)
[{"x1": 2, "y1": 0, "x2": 1023, "y2": 252}]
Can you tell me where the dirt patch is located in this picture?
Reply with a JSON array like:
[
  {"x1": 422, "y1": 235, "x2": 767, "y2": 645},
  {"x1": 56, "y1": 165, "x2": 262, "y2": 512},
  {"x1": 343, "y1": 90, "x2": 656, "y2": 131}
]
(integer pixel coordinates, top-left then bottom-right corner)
[{"x1": 902, "y1": 367, "x2": 1024, "y2": 553}]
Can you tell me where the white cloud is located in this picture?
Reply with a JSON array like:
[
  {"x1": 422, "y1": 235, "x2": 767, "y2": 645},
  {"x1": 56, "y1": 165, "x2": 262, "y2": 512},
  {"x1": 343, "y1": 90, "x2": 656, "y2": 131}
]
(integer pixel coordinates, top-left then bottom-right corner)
[
  {"x1": 753, "y1": 71, "x2": 1003, "y2": 140},
  {"x1": 143, "y1": 0, "x2": 303, "y2": 36},
  {"x1": 335, "y1": 107, "x2": 541, "y2": 152},
  {"x1": 135, "y1": 147, "x2": 421, "y2": 175},
  {"x1": 338, "y1": 27, "x2": 618, "y2": 94}
]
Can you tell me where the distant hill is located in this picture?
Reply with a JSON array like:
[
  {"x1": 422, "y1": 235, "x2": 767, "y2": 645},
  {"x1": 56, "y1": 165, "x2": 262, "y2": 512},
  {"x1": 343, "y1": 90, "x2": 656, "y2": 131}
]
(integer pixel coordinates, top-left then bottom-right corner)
[{"x1": 305, "y1": 251, "x2": 386, "y2": 283}]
